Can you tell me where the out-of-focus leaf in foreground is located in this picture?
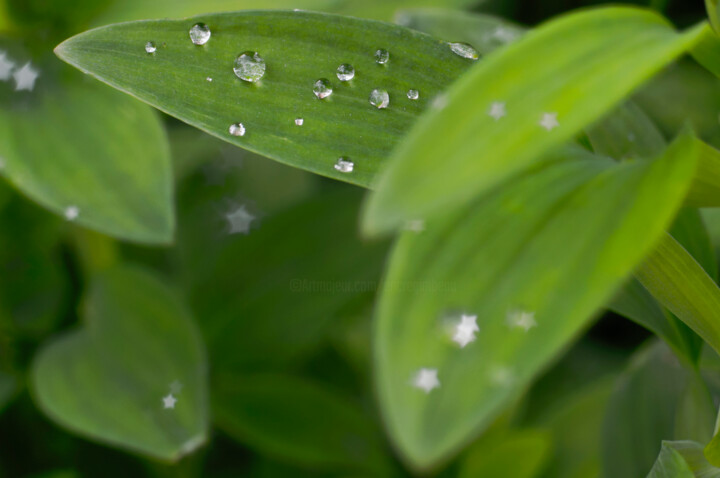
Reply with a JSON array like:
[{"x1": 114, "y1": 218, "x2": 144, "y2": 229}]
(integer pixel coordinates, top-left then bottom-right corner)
[
  {"x1": 362, "y1": 7, "x2": 704, "y2": 234},
  {"x1": 648, "y1": 441, "x2": 720, "y2": 477},
  {"x1": 31, "y1": 266, "x2": 209, "y2": 461},
  {"x1": 374, "y1": 135, "x2": 697, "y2": 469},
  {"x1": 54, "y1": 11, "x2": 472, "y2": 188},
  {"x1": 0, "y1": 79, "x2": 173, "y2": 243}
]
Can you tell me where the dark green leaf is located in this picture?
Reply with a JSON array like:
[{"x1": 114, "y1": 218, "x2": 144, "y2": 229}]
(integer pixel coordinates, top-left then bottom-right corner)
[
  {"x1": 31, "y1": 265, "x2": 208, "y2": 461},
  {"x1": 459, "y1": 429, "x2": 551, "y2": 478},
  {"x1": 55, "y1": 11, "x2": 472, "y2": 188}
]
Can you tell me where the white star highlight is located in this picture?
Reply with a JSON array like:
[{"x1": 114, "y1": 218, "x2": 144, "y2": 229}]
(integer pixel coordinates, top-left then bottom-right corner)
[
  {"x1": 452, "y1": 313, "x2": 479, "y2": 348},
  {"x1": 490, "y1": 366, "x2": 515, "y2": 386},
  {"x1": 412, "y1": 368, "x2": 440, "y2": 393},
  {"x1": 539, "y1": 112, "x2": 559, "y2": 131},
  {"x1": 404, "y1": 219, "x2": 425, "y2": 233},
  {"x1": 162, "y1": 393, "x2": 177, "y2": 409},
  {"x1": 0, "y1": 52, "x2": 15, "y2": 81},
  {"x1": 493, "y1": 26, "x2": 520, "y2": 44},
  {"x1": 226, "y1": 205, "x2": 255, "y2": 235},
  {"x1": 169, "y1": 380, "x2": 183, "y2": 394},
  {"x1": 488, "y1": 101, "x2": 506, "y2": 121},
  {"x1": 64, "y1": 206, "x2": 79, "y2": 221},
  {"x1": 507, "y1": 309, "x2": 536, "y2": 332},
  {"x1": 13, "y1": 62, "x2": 39, "y2": 92}
]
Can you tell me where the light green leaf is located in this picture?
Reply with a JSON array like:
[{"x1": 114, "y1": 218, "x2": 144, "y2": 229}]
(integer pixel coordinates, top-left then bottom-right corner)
[
  {"x1": 459, "y1": 429, "x2": 551, "y2": 478},
  {"x1": 586, "y1": 102, "x2": 665, "y2": 160},
  {"x1": 0, "y1": 80, "x2": 173, "y2": 244},
  {"x1": 55, "y1": 11, "x2": 472, "y2": 188},
  {"x1": 374, "y1": 134, "x2": 697, "y2": 469},
  {"x1": 684, "y1": 138, "x2": 720, "y2": 208},
  {"x1": 395, "y1": 8, "x2": 525, "y2": 55},
  {"x1": 31, "y1": 265, "x2": 208, "y2": 461},
  {"x1": 647, "y1": 442, "x2": 695, "y2": 478},
  {"x1": 635, "y1": 233, "x2": 720, "y2": 357},
  {"x1": 690, "y1": 24, "x2": 720, "y2": 78},
  {"x1": 212, "y1": 373, "x2": 392, "y2": 474},
  {"x1": 651, "y1": 441, "x2": 720, "y2": 477},
  {"x1": 707, "y1": 0, "x2": 720, "y2": 34},
  {"x1": 362, "y1": 7, "x2": 705, "y2": 235}
]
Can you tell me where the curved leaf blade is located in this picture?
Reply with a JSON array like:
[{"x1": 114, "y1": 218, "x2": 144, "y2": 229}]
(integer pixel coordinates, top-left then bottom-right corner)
[
  {"x1": 362, "y1": 7, "x2": 705, "y2": 234},
  {"x1": 374, "y1": 135, "x2": 697, "y2": 469},
  {"x1": 55, "y1": 11, "x2": 472, "y2": 187},
  {"x1": 0, "y1": 81, "x2": 173, "y2": 244}
]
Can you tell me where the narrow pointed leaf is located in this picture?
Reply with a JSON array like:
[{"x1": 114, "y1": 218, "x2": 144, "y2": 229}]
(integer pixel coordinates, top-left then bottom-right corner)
[
  {"x1": 374, "y1": 135, "x2": 696, "y2": 469},
  {"x1": 55, "y1": 11, "x2": 473, "y2": 188},
  {"x1": 362, "y1": 7, "x2": 705, "y2": 235}
]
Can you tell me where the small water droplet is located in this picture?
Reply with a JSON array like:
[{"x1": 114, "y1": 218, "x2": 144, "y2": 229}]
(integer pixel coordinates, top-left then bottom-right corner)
[
  {"x1": 448, "y1": 42, "x2": 479, "y2": 60},
  {"x1": 206, "y1": 77, "x2": 213, "y2": 82},
  {"x1": 334, "y1": 157, "x2": 354, "y2": 173},
  {"x1": 369, "y1": 88, "x2": 389, "y2": 109},
  {"x1": 189, "y1": 23, "x2": 211, "y2": 45},
  {"x1": 336, "y1": 63, "x2": 355, "y2": 81},
  {"x1": 313, "y1": 79, "x2": 333, "y2": 99},
  {"x1": 145, "y1": 42, "x2": 157, "y2": 54},
  {"x1": 407, "y1": 89, "x2": 419, "y2": 100},
  {"x1": 229, "y1": 123, "x2": 246, "y2": 136},
  {"x1": 233, "y1": 52, "x2": 266, "y2": 82},
  {"x1": 295, "y1": 118, "x2": 304, "y2": 126},
  {"x1": 374, "y1": 49, "x2": 389, "y2": 64},
  {"x1": 64, "y1": 206, "x2": 79, "y2": 221}
]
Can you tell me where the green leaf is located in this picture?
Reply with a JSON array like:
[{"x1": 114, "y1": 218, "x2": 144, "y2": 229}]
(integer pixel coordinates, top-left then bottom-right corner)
[
  {"x1": 0, "y1": 80, "x2": 174, "y2": 244},
  {"x1": 690, "y1": 24, "x2": 720, "y2": 78},
  {"x1": 650, "y1": 441, "x2": 720, "y2": 477},
  {"x1": 373, "y1": 135, "x2": 697, "y2": 469},
  {"x1": 459, "y1": 429, "x2": 551, "y2": 478},
  {"x1": 0, "y1": 371, "x2": 16, "y2": 415},
  {"x1": 361, "y1": 7, "x2": 705, "y2": 235},
  {"x1": 396, "y1": 8, "x2": 525, "y2": 55},
  {"x1": 635, "y1": 233, "x2": 720, "y2": 357},
  {"x1": 212, "y1": 373, "x2": 392, "y2": 473},
  {"x1": 707, "y1": 0, "x2": 720, "y2": 34},
  {"x1": 647, "y1": 443, "x2": 695, "y2": 478},
  {"x1": 54, "y1": 11, "x2": 472, "y2": 188},
  {"x1": 31, "y1": 265, "x2": 208, "y2": 461},
  {"x1": 178, "y1": 186, "x2": 387, "y2": 373},
  {"x1": 586, "y1": 101, "x2": 665, "y2": 160},
  {"x1": 684, "y1": 138, "x2": 720, "y2": 208}
]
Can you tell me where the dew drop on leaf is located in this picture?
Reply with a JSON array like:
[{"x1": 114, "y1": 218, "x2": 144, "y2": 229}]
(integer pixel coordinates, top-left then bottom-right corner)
[
  {"x1": 233, "y1": 52, "x2": 266, "y2": 82},
  {"x1": 334, "y1": 157, "x2": 354, "y2": 173},
  {"x1": 313, "y1": 79, "x2": 333, "y2": 99},
  {"x1": 447, "y1": 42, "x2": 479, "y2": 60},
  {"x1": 336, "y1": 63, "x2": 355, "y2": 81},
  {"x1": 145, "y1": 42, "x2": 157, "y2": 54},
  {"x1": 374, "y1": 49, "x2": 389, "y2": 64},
  {"x1": 228, "y1": 123, "x2": 246, "y2": 136},
  {"x1": 189, "y1": 23, "x2": 211, "y2": 45},
  {"x1": 407, "y1": 89, "x2": 419, "y2": 100},
  {"x1": 369, "y1": 88, "x2": 389, "y2": 109}
]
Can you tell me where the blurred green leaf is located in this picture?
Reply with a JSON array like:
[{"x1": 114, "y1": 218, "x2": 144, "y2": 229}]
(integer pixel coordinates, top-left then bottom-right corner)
[
  {"x1": 212, "y1": 373, "x2": 392, "y2": 474},
  {"x1": 178, "y1": 186, "x2": 387, "y2": 373},
  {"x1": 647, "y1": 442, "x2": 695, "y2": 478},
  {"x1": 706, "y1": 0, "x2": 720, "y2": 34},
  {"x1": 374, "y1": 135, "x2": 696, "y2": 469},
  {"x1": 635, "y1": 233, "x2": 720, "y2": 357},
  {"x1": 650, "y1": 441, "x2": 720, "y2": 477},
  {"x1": 31, "y1": 265, "x2": 208, "y2": 461},
  {"x1": 0, "y1": 371, "x2": 16, "y2": 415},
  {"x1": 690, "y1": 24, "x2": 720, "y2": 78},
  {"x1": 684, "y1": 138, "x2": 720, "y2": 208},
  {"x1": 459, "y1": 429, "x2": 551, "y2": 478},
  {"x1": 55, "y1": 11, "x2": 472, "y2": 188},
  {"x1": 0, "y1": 79, "x2": 173, "y2": 244},
  {"x1": 601, "y1": 341, "x2": 713, "y2": 478},
  {"x1": 362, "y1": 7, "x2": 704, "y2": 235},
  {"x1": 586, "y1": 102, "x2": 665, "y2": 160},
  {"x1": 395, "y1": 8, "x2": 525, "y2": 55}
]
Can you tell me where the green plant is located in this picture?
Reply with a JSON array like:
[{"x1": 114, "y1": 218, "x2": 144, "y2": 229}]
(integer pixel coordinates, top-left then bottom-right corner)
[{"x1": 3, "y1": 0, "x2": 720, "y2": 476}]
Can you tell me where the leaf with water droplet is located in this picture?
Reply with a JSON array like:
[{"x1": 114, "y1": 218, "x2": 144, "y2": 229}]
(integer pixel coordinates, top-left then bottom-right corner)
[
  {"x1": 55, "y1": 11, "x2": 471, "y2": 187},
  {"x1": 373, "y1": 135, "x2": 698, "y2": 468},
  {"x1": 0, "y1": 80, "x2": 173, "y2": 244},
  {"x1": 31, "y1": 265, "x2": 209, "y2": 461},
  {"x1": 362, "y1": 7, "x2": 706, "y2": 235}
]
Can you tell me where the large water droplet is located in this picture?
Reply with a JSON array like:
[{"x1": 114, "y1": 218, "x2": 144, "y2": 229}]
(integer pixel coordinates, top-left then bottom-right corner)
[
  {"x1": 189, "y1": 23, "x2": 211, "y2": 45},
  {"x1": 234, "y1": 52, "x2": 266, "y2": 82},
  {"x1": 313, "y1": 79, "x2": 333, "y2": 99},
  {"x1": 334, "y1": 157, "x2": 354, "y2": 173},
  {"x1": 448, "y1": 42, "x2": 479, "y2": 60},
  {"x1": 374, "y1": 49, "x2": 389, "y2": 64},
  {"x1": 229, "y1": 123, "x2": 246, "y2": 136},
  {"x1": 336, "y1": 63, "x2": 355, "y2": 82},
  {"x1": 145, "y1": 42, "x2": 157, "y2": 54},
  {"x1": 407, "y1": 89, "x2": 419, "y2": 100},
  {"x1": 369, "y1": 88, "x2": 389, "y2": 109}
]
